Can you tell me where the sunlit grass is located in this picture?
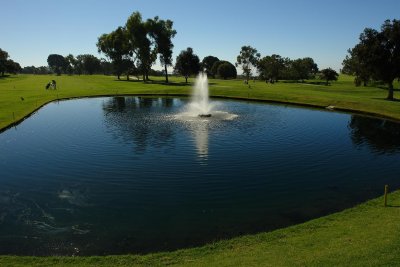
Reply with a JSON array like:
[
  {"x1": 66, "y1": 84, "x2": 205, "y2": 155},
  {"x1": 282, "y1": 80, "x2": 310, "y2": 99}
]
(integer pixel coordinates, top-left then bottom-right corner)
[{"x1": 1, "y1": 74, "x2": 399, "y2": 132}]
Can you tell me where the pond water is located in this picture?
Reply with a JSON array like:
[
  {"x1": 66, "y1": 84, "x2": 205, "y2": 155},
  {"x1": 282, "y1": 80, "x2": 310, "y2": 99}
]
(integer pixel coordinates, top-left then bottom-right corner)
[{"x1": 0, "y1": 96, "x2": 400, "y2": 256}]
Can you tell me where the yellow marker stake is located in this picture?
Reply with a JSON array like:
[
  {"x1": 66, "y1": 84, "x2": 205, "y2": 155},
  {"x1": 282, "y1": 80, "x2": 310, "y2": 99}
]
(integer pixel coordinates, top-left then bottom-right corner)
[{"x1": 384, "y1": 185, "x2": 389, "y2": 207}]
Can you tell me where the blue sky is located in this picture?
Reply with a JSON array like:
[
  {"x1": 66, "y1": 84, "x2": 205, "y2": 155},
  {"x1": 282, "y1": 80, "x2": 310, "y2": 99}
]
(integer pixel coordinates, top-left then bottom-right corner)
[{"x1": 2, "y1": 0, "x2": 400, "y2": 71}]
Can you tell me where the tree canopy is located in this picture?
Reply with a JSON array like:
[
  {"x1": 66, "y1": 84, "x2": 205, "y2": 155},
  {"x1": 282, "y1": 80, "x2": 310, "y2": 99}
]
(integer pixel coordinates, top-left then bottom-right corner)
[
  {"x1": 174, "y1": 47, "x2": 200, "y2": 83},
  {"x1": 147, "y1": 16, "x2": 177, "y2": 83},
  {"x1": 0, "y1": 48, "x2": 21, "y2": 76},
  {"x1": 47, "y1": 54, "x2": 68, "y2": 75},
  {"x1": 319, "y1": 68, "x2": 339, "y2": 85},
  {"x1": 97, "y1": 26, "x2": 132, "y2": 79},
  {"x1": 202, "y1": 56, "x2": 220, "y2": 78},
  {"x1": 236, "y1": 46, "x2": 260, "y2": 81},
  {"x1": 216, "y1": 61, "x2": 237, "y2": 79},
  {"x1": 343, "y1": 19, "x2": 400, "y2": 100},
  {"x1": 97, "y1": 11, "x2": 176, "y2": 82}
]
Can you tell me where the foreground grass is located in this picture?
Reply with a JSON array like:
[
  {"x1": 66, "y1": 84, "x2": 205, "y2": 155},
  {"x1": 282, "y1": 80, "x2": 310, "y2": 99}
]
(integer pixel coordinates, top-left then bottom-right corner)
[
  {"x1": 1, "y1": 191, "x2": 400, "y2": 266},
  {"x1": 1, "y1": 74, "x2": 400, "y2": 131},
  {"x1": 1, "y1": 74, "x2": 400, "y2": 266}
]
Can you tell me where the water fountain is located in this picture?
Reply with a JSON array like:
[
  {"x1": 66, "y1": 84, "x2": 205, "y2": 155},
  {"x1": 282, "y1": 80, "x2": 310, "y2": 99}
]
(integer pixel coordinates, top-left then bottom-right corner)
[
  {"x1": 175, "y1": 72, "x2": 238, "y2": 121},
  {"x1": 188, "y1": 72, "x2": 213, "y2": 117}
]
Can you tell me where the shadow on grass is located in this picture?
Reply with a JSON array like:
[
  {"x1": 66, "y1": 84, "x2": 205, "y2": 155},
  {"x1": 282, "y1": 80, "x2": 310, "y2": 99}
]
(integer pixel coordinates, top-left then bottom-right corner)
[
  {"x1": 376, "y1": 86, "x2": 400, "y2": 92},
  {"x1": 114, "y1": 79, "x2": 217, "y2": 87},
  {"x1": 386, "y1": 204, "x2": 400, "y2": 208},
  {"x1": 371, "y1": 97, "x2": 400, "y2": 102},
  {"x1": 0, "y1": 74, "x2": 14, "y2": 79}
]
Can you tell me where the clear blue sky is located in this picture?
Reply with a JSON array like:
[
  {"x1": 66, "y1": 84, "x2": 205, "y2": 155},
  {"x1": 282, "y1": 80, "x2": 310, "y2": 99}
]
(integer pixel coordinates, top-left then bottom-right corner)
[{"x1": 2, "y1": 0, "x2": 400, "y2": 71}]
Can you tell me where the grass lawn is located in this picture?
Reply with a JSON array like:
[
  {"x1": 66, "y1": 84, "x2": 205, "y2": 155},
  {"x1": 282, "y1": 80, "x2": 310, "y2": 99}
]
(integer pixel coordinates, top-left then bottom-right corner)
[
  {"x1": 1, "y1": 74, "x2": 400, "y2": 266},
  {"x1": 1, "y1": 74, "x2": 400, "y2": 132}
]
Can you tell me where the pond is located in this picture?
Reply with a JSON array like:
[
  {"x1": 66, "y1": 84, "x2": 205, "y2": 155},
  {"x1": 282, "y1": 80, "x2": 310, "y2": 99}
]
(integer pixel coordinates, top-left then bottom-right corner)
[{"x1": 0, "y1": 96, "x2": 400, "y2": 256}]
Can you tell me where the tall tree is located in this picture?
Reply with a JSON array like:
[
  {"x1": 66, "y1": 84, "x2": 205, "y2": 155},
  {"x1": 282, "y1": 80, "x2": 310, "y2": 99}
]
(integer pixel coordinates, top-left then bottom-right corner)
[
  {"x1": 202, "y1": 56, "x2": 220, "y2": 78},
  {"x1": 47, "y1": 54, "x2": 67, "y2": 75},
  {"x1": 174, "y1": 47, "x2": 200, "y2": 83},
  {"x1": 319, "y1": 68, "x2": 339, "y2": 85},
  {"x1": 148, "y1": 16, "x2": 177, "y2": 83},
  {"x1": 126, "y1": 11, "x2": 156, "y2": 81},
  {"x1": 236, "y1": 45, "x2": 260, "y2": 82},
  {"x1": 97, "y1": 27, "x2": 132, "y2": 80},
  {"x1": 345, "y1": 19, "x2": 400, "y2": 100},
  {"x1": 0, "y1": 48, "x2": 9, "y2": 76},
  {"x1": 65, "y1": 54, "x2": 77, "y2": 75}
]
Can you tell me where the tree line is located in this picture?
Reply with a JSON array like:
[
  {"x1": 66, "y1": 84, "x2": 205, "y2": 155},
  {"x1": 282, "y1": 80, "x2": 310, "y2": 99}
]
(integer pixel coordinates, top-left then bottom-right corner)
[
  {"x1": 2, "y1": 13, "x2": 399, "y2": 98},
  {"x1": 234, "y1": 45, "x2": 339, "y2": 85}
]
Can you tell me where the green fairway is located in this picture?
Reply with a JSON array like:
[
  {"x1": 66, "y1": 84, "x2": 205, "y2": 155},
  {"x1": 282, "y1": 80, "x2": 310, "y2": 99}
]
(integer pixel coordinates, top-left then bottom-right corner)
[
  {"x1": 1, "y1": 74, "x2": 400, "y2": 132},
  {"x1": 1, "y1": 74, "x2": 400, "y2": 266}
]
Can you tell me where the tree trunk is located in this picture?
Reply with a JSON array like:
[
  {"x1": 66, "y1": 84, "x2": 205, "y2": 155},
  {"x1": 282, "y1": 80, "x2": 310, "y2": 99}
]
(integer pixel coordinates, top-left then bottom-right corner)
[
  {"x1": 387, "y1": 82, "x2": 394, "y2": 100},
  {"x1": 185, "y1": 76, "x2": 188, "y2": 83},
  {"x1": 127, "y1": 74, "x2": 129, "y2": 81},
  {"x1": 164, "y1": 64, "x2": 169, "y2": 83},
  {"x1": 117, "y1": 74, "x2": 120, "y2": 80}
]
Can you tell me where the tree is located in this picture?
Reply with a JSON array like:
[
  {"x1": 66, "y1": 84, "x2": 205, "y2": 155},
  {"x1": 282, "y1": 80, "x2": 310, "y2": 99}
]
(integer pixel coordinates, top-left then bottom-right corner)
[
  {"x1": 210, "y1": 60, "x2": 223, "y2": 77},
  {"x1": 257, "y1": 54, "x2": 285, "y2": 82},
  {"x1": 342, "y1": 45, "x2": 372, "y2": 87},
  {"x1": 236, "y1": 45, "x2": 260, "y2": 82},
  {"x1": 217, "y1": 61, "x2": 237, "y2": 79},
  {"x1": 0, "y1": 48, "x2": 9, "y2": 76},
  {"x1": 47, "y1": 54, "x2": 67, "y2": 75},
  {"x1": 126, "y1": 11, "x2": 156, "y2": 81},
  {"x1": 174, "y1": 47, "x2": 200, "y2": 83},
  {"x1": 202, "y1": 56, "x2": 219, "y2": 78},
  {"x1": 76, "y1": 54, "x2": 102, "y2": 75},
  {"x1": 148, "y1": 16, "x2": 177, "y2": 83},
  {"x1": 319, "y1": 68, "x2": 339, "y2": 85},
  {"x1": 65, "y1": 54, "x2": 77, "y2": 75},
  {"x1": 292, "y1": 57, "x2": 319, "y2": 81},
  {"x1": 345, "y1": 19, "x2": 400, "y2": 100},
  {"x1": 5, "y1": 60, "x2": 21, "y2": 74},
  {"x1": 0, "y1": 48, "x2": 22, "y2": 76},
  {"x1": 100, "y1": 59, "x2": 114, "y2": 75},
  {"x1": 97, "y1": 27, "x2": 132, "y2": 80}
]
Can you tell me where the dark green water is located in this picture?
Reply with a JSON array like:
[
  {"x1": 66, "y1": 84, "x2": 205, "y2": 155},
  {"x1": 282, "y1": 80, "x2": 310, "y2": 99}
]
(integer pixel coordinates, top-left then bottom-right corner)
[{"x1": 0, "y1": 96, "x2": 399, "y2": 256}]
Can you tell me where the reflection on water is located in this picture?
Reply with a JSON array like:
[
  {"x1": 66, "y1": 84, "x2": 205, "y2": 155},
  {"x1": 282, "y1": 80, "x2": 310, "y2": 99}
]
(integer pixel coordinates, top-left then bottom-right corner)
[
  {"x1": 1, "y1": 96, "x2": 400, "y2": 256},
  {"x1": 193, "y1": 122, "x2": 209, "y2": 159},
  {"x1": 102, "y1": 97, "x2": 176, "y2": 153},
  {"x1": 349, "y1": 115, "x2": 400, "y2": 153}
]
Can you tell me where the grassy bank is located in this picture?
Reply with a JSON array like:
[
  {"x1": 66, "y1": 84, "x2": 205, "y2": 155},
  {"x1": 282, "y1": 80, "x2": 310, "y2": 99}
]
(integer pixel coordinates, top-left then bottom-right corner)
[
  {"x1": 1, "y1": 74, "x2": 400, "y2": 132},
  {"x1": 1, "y1": 191, "x2": 400, "y2": 266},
  {"x1": 1, "y1": 74, "x2": 400, "y2": 266}
]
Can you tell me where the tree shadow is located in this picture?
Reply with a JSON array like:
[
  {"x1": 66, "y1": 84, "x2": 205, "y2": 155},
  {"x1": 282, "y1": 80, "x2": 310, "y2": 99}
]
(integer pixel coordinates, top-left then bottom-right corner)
[
  {"x1": 0, "y1": 74, "x2": 13, "y2": 79},
  {"x1": 376, "y1": 86, "x2": 400, "y2": 92},
  {"x1": 113, "y1": 78, "x2": 217, "y2": 87},
  {"x1": 386, "y1": 204, "x2": 400, "y2": 208},
  {"x1": 371, "y1": 97, "x2": 400, "y2": 102}
]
